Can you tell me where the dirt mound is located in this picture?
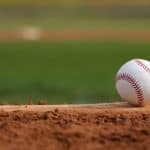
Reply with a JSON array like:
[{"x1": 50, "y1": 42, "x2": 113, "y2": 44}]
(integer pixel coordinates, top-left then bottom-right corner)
[{"x1": 0, "y1": 105, "x2": 149, "y2": 150}]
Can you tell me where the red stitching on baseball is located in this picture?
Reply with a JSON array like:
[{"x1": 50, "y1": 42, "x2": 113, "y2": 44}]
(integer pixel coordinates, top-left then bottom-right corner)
[
  {"x1": 116, "y1": 73, "x2": 144, "y2": 105},
  {"x1": 135, "y1": 59, "x2": 150, "y2": 73}
]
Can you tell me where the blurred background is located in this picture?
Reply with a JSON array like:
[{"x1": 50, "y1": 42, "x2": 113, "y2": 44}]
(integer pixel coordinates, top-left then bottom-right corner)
[{"x1": 0, "y1": 0, "x2": 150, "y2": 104}]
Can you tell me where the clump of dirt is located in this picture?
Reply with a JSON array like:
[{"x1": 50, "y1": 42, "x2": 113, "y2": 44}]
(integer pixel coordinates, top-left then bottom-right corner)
[{"x1": 0, "y1": 106, "x2": 149, "y2": 150}]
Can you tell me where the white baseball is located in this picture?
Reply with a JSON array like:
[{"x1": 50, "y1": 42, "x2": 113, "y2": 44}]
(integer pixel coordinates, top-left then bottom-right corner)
[{"x1": 116, "y1": 58, "x2": 150, "y2": 106}]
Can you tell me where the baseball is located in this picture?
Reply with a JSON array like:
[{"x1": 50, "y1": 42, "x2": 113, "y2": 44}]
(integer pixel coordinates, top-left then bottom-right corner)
[{"x1": 116, "y1": 58, "x2": 150, "y2": 106}]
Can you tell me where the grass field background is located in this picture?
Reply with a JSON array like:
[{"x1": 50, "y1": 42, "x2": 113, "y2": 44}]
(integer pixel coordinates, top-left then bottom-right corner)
[
  {"x1": 0, "y1": 0, "x2": 150, "y2": 6},
  {"x1": 0, "y1": 41, "x2": 149, "y2": 104},
  {"x1": 1, "y1": 18, "x2": 150, "y2": 30},
  {"x1": 0, "y1": 1, "x2": 149, "y2": 104}
]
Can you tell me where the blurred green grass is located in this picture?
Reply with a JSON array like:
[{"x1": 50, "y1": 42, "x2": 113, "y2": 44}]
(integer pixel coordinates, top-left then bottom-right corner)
[
  {"x1": 0, "y1": 41, "x2": 150, "y2": 104},
  {"x1": 1, "y1": 18, "x2": 150, "y2": 30}
]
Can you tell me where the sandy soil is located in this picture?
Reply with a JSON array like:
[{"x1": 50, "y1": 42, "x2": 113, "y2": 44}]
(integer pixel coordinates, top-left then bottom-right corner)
[
  {"x1": 0, "y1": 29, "x2": 150, "y2": 41},
  {"x1": 0, "y1": 103, "x2": 149, "y2": 150}
]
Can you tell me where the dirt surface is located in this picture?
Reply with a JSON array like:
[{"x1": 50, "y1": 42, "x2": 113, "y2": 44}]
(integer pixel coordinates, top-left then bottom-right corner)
[
  {"x1": 0, "y1": 29, "x2": 150, "y2": 41},
  {"x1": 0, "y1": 103, "x2": 149, "y2": 150}
]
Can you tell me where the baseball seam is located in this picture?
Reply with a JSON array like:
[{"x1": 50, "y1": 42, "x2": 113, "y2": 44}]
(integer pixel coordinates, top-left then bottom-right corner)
[
  {"x1": 116, "y1": 73, "x2": 144, "y2": 105},
  {"x1": 135, "y1": 59, "x2": 150, "y2": 73}
]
